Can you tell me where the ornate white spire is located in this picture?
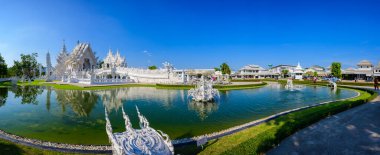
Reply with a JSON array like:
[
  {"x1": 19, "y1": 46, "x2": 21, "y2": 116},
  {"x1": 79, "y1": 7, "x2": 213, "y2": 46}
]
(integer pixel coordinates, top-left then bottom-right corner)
[
  {"x1": 46, "y1": 51, "x2": 53, "y2": 82},
  {"x1": 108, "y1": 49, "x2": 113, "y2": 56},
  {"x1": 61, "y1": 39, "x2": 67, "y2": 54},
  {"x1": 295, "y1": 62, "x2": 302, "y2": 70}
]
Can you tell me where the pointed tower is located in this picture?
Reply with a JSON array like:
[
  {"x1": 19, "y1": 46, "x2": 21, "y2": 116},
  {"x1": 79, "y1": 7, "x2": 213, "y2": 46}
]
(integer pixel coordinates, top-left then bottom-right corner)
[
  {"x1": 46, "y1": 51, "x2": 53, "y2": 82},
  {"x1": 55, "y1": 40, "x2": 70, "y2": 80}
]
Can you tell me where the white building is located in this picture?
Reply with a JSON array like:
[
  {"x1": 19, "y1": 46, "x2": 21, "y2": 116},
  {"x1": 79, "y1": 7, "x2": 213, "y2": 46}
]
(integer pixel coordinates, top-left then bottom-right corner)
[
  {"x1": 342, "y1": 60, "x2": 374, "y2": 81},
  {"x1": 268, "y1": 65, "x2": 295, "y2": 78},
  {"x1": 232, "y1": 65, "x2": 276, "y2": 79},
  {"x1": 102, "y1": 49, "x2": 126, "y2": 69},
  {"x1": 304, "y1": 65, "x2": 328, "y2": 77},
  {"x1": 374, "y1": 62, "x2": 380, "y2": 78},
  {"x1": 292, "y1": 62, "x2": 304, "y2": 80}
]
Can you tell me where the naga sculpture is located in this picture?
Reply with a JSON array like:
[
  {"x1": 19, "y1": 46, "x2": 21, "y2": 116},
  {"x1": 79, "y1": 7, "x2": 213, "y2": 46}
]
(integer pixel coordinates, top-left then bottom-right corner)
[{"x1": 105, "y1": 106, "x2": 174, "y2": 155}]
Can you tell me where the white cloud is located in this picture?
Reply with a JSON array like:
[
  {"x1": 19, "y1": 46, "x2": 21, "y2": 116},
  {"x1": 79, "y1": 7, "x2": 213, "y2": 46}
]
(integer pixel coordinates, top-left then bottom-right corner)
[{"x1": 142, "y1": 50, "x2": 152, "y2": 57}]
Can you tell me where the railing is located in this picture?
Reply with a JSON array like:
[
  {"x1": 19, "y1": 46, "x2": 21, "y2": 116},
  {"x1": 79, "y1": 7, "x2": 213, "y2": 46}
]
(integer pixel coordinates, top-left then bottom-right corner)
[
  {"x1": 94, "y1": 67, "x2": 170, "y2": 79},
  {"x1": 92, "y1": 79, "x2": 133, "y2": 84}
]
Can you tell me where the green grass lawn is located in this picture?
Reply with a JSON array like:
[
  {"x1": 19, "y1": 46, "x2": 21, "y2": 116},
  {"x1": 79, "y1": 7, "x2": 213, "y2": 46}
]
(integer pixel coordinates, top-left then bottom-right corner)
[
  {"x1": 1, "y1": 80, "x2": 265, "y2": 91},
  {"x1": 194, "y1": 87, "x2": 377, "y2": 155},
  {"x1": 0, "y1": 80, "x2": 156, "y2": 90}
]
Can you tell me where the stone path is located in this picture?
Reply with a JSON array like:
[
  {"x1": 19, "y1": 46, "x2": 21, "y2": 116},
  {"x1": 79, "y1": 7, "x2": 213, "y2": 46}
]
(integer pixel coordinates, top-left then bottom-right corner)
[{"x1": 268, "y1": 88, "x2": 380, "y2": 155}]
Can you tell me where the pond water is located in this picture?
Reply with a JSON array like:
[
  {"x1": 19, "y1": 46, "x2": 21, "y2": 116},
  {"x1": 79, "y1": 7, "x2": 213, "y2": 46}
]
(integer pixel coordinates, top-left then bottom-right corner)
[{"x1": 0, "y1": 84, "x2": 357, "y2": 145}]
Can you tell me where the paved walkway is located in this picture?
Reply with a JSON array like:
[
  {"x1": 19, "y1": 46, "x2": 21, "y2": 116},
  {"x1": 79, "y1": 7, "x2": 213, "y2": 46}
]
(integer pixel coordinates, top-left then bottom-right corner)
[{"x1": 268, "y1": 88, "x2": 380, "y2": 155}]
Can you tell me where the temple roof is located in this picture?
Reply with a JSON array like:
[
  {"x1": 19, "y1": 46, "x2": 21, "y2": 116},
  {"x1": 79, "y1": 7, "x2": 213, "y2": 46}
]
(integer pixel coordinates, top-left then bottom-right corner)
[
  {"x1": 66, "y1": 43, "x2": 97, "y2": 66},
  {"x1": 103, "y1": 49, "x2": 126, "y2": 67}
]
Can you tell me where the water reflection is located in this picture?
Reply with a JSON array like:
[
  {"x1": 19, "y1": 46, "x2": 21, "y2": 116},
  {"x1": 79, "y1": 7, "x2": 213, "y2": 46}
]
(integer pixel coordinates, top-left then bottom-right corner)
[
  {"x1": 188, "y1": 101, "x2": 218, "y2": 120},
  {"x1": 94, "y1": 88, "x2": 128, "y2": 112},
  {"x1": 55, "y1": 89, "x2": 98, "y2": 117},
  {"x1": 11, "y1": 86, "x2": 43, "y2": 104},
  {"x1": 0, "y1": 87, "x2": 8, "y2": 107},
  {"x1": 94, "y1": 87, "x2": 182, "y2": 112}
]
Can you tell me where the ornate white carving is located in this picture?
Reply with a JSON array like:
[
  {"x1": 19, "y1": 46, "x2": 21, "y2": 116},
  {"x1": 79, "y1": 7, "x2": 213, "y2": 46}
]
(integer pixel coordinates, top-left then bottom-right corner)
[
  {"x1": 105, "y1": 107, "x2": 174, "y2": 155},
  {"x1": 188, "y1": 76, "x2": 219, "y2": 102}
]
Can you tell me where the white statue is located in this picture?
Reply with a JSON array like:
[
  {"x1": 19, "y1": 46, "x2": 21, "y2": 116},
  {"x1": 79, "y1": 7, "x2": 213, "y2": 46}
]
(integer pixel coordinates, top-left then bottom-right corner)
[
  {"x1": 188, "y1": 76, "x2": 220, "y2": 102},
  {"x1": 285, "y1": 78, "x2": 293, "y2": 90},
  {"x1": 328, "y1": 78, "x2": 337, "y2": 90}
]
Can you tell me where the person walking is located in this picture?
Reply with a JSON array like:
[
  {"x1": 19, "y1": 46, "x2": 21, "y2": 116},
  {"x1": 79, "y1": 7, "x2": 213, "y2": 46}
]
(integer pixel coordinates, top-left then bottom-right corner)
[{"x1": 374, "y1": 78, "x2": 379, "y2": 90}]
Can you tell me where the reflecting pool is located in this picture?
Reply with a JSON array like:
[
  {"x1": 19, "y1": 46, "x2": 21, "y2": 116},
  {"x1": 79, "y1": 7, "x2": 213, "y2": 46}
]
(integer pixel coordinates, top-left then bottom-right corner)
[{"x1": 0, "y1": 84, "x2": 357, "y2": 145}]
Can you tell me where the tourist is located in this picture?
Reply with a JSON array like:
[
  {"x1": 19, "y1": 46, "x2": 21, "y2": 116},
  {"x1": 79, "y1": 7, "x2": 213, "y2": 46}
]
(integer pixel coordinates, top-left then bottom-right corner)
[{"x1": 374, "y1": 78, "x2": 379, "y2": 90}]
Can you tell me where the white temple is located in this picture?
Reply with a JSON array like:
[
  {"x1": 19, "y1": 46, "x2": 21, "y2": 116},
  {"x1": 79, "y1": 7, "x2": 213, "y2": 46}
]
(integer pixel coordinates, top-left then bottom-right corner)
[
  {"x1": 105, "y1": 107, "x2": 174, "y2": 155},
  {"x1": 54, "y1": 42, "x2": 187, "y2": 85},
  {"x1": 50, "y1": 41, "x2": 221, "y2": 85}
]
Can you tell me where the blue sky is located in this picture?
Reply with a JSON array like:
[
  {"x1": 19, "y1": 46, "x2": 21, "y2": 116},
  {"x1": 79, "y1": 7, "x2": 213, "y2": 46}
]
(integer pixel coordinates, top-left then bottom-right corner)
[{"x1": 0, "y1": 0, "x2": 379, "y2": 71}]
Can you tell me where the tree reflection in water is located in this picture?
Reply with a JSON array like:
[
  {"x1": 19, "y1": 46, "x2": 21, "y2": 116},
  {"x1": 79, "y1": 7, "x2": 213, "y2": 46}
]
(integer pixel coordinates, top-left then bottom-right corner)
[
  {"x1": 11, "y1": 86, "x2": 43, "y2": 104},
  {"x1": 55, "y1": 89, "x2": 98, "y2": 117},
  {"x1": 188, "y1": 101, "x2": 218, "y2": 120},
  {"x1": 0, "y1": 87, "x2": 8, "y2": 107}
]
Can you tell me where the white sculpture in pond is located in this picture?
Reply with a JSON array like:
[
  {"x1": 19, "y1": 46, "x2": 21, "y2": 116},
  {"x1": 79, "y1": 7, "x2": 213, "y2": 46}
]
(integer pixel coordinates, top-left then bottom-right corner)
[
  {"x1": 188, "y1": 76, "x2": 220, "y2": 102},
  {"x1": 105, "y1": 106, "x2": 174, "y2": 155},
  {"x1": 285, "y1": 78, "x2": 294, "y2": 90},
  {"x1": 328, "y1": 78, "x2": 337, "y2": 90}
]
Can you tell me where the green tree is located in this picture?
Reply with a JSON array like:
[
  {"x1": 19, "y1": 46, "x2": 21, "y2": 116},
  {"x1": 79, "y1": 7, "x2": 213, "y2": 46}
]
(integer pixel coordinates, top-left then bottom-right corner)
[
  {"x1": 214, "y1": 67, "x2": 221, "y2": 71},
  {"x1": 331, "y1": 62, "x2": 342, "y2": 78},
  {"x1": 313, "y1": 71, "x2": 318, "y2": 77},
  {"x1": 12, "y1": 53, "x2": 38, "y2": 80},
  {"x1": 220, "y1": 63, "x2": 231, "y2": 75},
  {"x1": 281, "y1": 69, "x2": 289, "y2": 78},
  {"x1": 0, "y1": 53, "x2": 7, "y2": 78},
  {"x1": 8, "y1": 61, "x2": 23, "y2": 77},
  {"x1": 148, "y1": 65, "x2": 157, "y2": 70},
  {"x1": 305, "y1": 71, "x2": 313, "y2": 77}
]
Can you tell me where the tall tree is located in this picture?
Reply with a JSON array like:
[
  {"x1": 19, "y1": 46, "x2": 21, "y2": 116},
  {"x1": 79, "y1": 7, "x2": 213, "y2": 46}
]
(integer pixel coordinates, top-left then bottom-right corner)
[
  {"x1": 0, "y1": 53, "x2": 7, "y2": 78},
  {"x1": 331, "y1": 62, "x2": 342, "y2": 78},
  {"x1": 220, "y1": 63, "x2": 231, "y2": 75}
]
